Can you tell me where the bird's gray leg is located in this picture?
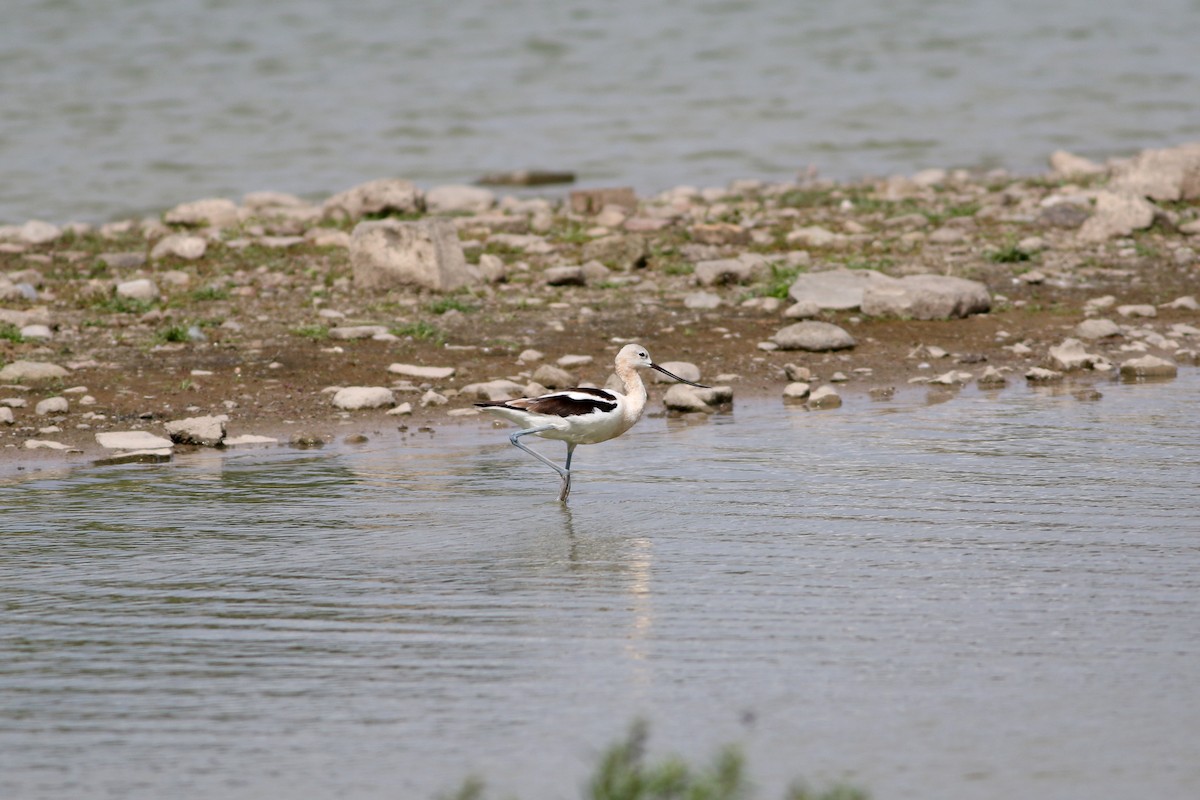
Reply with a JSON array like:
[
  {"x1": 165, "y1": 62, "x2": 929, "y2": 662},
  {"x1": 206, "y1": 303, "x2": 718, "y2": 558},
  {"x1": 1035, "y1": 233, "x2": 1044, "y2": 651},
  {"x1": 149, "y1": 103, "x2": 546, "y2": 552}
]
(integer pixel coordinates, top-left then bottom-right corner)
[
  {"x1": 510, "y1": 427, "x2": 569, "y2": 481},
  {"x1": 558, "y1": 443, "x2": 577, "y2": 502}
]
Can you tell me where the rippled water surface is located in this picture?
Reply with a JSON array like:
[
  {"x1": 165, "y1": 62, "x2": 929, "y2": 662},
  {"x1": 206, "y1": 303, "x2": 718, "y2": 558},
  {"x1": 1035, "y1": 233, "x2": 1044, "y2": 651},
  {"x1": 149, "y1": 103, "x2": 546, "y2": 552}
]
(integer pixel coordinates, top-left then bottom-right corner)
[
  {"x1": 3, "y1": 0, "x2": 1200, "y2": 222},
  {"x1": 2, "y1": 374, "x2": 1198, "y2": 800}
]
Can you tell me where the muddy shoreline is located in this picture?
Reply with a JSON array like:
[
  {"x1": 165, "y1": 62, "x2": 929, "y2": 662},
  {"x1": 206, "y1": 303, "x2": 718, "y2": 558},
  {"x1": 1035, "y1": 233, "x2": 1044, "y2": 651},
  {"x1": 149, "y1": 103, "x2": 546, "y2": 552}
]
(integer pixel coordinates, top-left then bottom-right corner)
[{"x1": 2, "y1": 147, "x2": 1198, "y2": 477}]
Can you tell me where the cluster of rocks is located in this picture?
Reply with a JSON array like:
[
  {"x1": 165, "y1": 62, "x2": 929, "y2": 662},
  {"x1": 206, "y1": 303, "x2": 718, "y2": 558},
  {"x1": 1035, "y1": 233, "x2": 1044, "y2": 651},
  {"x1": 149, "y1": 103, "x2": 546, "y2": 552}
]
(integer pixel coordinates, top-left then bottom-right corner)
[{"x1": 2, "y1": 141, "x2": 1199, "y2": 461}]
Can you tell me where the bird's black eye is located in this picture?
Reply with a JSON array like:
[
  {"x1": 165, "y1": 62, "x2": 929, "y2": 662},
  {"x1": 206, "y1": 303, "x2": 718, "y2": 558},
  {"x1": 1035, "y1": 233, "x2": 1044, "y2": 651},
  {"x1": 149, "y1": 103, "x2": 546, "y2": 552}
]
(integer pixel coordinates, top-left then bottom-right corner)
[{"x1": 638, "y1": 351, "x2": 647, "y2": 358}]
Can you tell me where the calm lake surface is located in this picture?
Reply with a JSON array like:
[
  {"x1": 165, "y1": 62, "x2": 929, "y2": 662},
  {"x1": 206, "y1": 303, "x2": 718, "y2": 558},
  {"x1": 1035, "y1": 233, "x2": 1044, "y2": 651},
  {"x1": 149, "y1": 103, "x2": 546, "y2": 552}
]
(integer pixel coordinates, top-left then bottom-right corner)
[
  {"x1": 2, "y1": 373, "x2": 1198, "y2": 800},
  {"x1": 4, "y1": 0, "x2": 1200, "y2": 223}
]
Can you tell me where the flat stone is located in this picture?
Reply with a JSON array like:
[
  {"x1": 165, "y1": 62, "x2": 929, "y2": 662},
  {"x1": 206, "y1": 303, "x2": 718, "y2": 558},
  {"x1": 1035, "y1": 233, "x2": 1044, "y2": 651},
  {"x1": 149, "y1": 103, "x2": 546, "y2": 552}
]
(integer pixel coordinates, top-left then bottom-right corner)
[
  {"x1": 19, "y1": 220, "x2": 62, "y2": 245},
  {"x1": 693, "y1": 255, "x2": 768, "y2": 287},
  {"x1": 387, "y1": 363, "x2": 456, "y2": 380},
  {"x1": 97, "y1": 251, "x2": 147, "y2": 270},
  {"x1": 569, "y1": 187, "x2": 637, "y2": 214},
  {"x1": 96, "y1": 430, "x2": 174, "y2": 450},
  {"x1": 807, "y1": 386, "x2": 842, "y2": 409},
  {"x1": 544, "y1": 265, "x2": 586, "y2": 286},
  {"x1": 532, "y1": 364, "x2": 574, "y2": 389},
  {"x1": 649, "y1": 361, "x2": 700, "y2": 384},
  {"x1": 426, "y1": 184, "x2": 495, "y2": 214},
  {"x1": 977, "y1": 366, "x2": 1008, "y2": 387},
  {"x1": 1078, "y1": 191, "x2": 1157, "y2": 242},
  {"x1": 782, "y1": 382, "x2": 811, "y2": 400},
  {"x1": 350, "y1": 218, "x2": 480, "y2": 292},
  {"x1": 787, "y1": 268, "x2": 893, "y2": 310},
  {"x1": 0, "y1": 407, "x2": 12, "y2": 424},
  {"x1": 0, "y1": 361, "x2": 70, "y2": 382},
  {"x1": 324, "y1": 178, "x2": 424, "y2": 221},
  {"x1": 460, "y1": 380, "x2": 525, "y2": 402},
  {"x1": 116, "y1": 279, "x2": 159, "y2": 301},
  {"x1": 1074, "y1": 318, "x2": 1122, "y2": 339},
  {"x1": 20, "y1": 324, "x2": 52, "y2": 340},
  {"x1": 662, "y1": 384, "x2": 712, "y2": 413},
  {"x1": 164, "y1": 414, "x2": 229, "y2": 446},
  {"x1": 329, "y1": 325, "x2": 390, "y2": 340},
  {"x1": 1108, "y1": 141, "x2": 1200, "y2": 201},
  {"x1": 1049, "y1": 150, "x2": 1106, "y2": 177},
  {"x1": 771, "y1": 321, "x2": 856, "y2": 351},
  {"x1": 93, "y1": 448, "x2": 173, "y2": 465},
  {"x1": 24, "y1": 439, "x2": 71, "y2": 450},
  {"x1": 35, "y1": 397, "x2": 68, "y2": 415},
  {"x1": 556, "y1": 354, "x2": 593, "y2": 368},
  {"x1": 224, "y1": 434, "x2": 279, "y2": 446},
  {"x1": 331, "y1": 386, "x2": 395, "y2": 410},
  {"x1": 683, "y1": 291, "x2": 721, "y2": 310},
  {"x1": 1117, "y1": 304, "x2": 1157, "y2": 318},
  {"x1": 164, "y1": 198, "x2": 240, "y2": 228},
  {"x1": 1047, "y1": 338, "x2": 1103, "y2": 371},
  {"x1": 1119, "y1": 355, "x2": 1178, "y2": 380},
  {"x1": 861, "y1": 274, "x2": 991, "y2": 320},
  {"x1": 1025, "y1": 367, "x2": 1064, "y2": 383}
]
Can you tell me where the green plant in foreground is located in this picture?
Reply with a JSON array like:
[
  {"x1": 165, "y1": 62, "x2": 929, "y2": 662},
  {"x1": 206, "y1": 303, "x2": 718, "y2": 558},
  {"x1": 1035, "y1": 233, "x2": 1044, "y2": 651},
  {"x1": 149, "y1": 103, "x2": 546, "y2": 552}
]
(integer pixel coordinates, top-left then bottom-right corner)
[
  {"x1": 987, "y1": 244, "x2": 1031, "y2": 264},
  {"x1": 292, "y1": 324, "x2": 330, "y2": 340},
  {"x1": 440, "y1": 722, "x2": 869, "y2": 800},
  {"x1": 391, "y1": 320, "x2": 445, "y2": 343},
  {"x1": 155, "y1": 324, "x2": 190, "y2": 344},
  {"x1": 426, "y1": 296, "x2": 476, "y2": 315},
  {"x1": 0, "y1": 323, "x2": 25, "y2": 343},
  {"x1": 763, "y1": 262, "x2": 804, "y2": 300}
]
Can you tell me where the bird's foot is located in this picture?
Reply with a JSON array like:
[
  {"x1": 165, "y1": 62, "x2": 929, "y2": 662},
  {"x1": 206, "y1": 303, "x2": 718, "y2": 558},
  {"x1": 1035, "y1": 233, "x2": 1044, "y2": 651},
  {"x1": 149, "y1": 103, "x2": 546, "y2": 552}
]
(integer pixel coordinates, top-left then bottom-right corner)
[{"x1": 557, "y1": 473, "x2": 572, "y2": 502}]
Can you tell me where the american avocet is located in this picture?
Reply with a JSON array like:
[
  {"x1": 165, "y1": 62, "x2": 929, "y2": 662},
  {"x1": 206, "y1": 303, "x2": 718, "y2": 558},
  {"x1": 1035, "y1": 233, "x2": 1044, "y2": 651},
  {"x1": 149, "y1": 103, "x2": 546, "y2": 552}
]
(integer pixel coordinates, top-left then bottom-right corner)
[{"x1": 476, "y1": 343, "x2": 709, "y2": 501}]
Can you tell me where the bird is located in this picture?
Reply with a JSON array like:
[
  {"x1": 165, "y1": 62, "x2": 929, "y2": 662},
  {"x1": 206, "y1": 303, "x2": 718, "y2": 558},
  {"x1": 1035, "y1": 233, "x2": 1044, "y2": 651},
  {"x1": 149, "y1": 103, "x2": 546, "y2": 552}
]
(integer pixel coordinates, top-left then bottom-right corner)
[{"x1": 476, "y1": 343, "x2": 709, "y2": 501}]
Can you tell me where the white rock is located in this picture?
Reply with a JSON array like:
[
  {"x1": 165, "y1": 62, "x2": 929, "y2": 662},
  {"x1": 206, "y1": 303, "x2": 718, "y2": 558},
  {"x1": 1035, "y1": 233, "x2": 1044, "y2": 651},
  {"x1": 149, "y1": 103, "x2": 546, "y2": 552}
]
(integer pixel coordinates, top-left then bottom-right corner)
[
  {"x1": 807, "y1": 385, "x2": 842, "y2": 409},
  {"x1": 1108, "y1": 142, "x2": 1200, "y2": 201},
  {"x1": 782, "y1": 382, "x2": 811, "y2": 400},
  {"x1": 460, "y1": 380, "x2": 524, "y2": 402},
  {"x1": 786, "y1": 225, "x2": 844, "y2": 248},
  {"x1": 1075, "y1": 318, "x2": 1122, "y2": 339},
  {"x1": 329, "y1": 325, "x2": 390, "y2": 340},
  {"x1": 1078, "y1": 191, "x2": 1157, "y2": 242},
  {"x1": 650, "y1": 361, "x2": 700, "y2": 384},
  {"x1": 1117, "y1": 304, "x2": 1157, "y2": 318},
  {"x1": 35, "y1": 397, "x2": 68, "y2": 415},
  {"x1": 1049, "y1": 150, "x2": 1106, "y2": 177},
  {"x1": 771, "y1": 321, "x2": 856, "y2": 351},
  {"x1": 1119, "y1": 355, "x2": 1177, "y2": 379},
  {"x1": 96, "y1": 431, "x2": 174, "y2": 450},
  {"x1": 0, "y1": 361, "x2": 70, "y2": 382},
  {"x1": 517, "y1": 349, "x2": 544, "y2": 364},
  {"x1": 19, "y1": 324, "x2": 52, "y2": 340},
  {"x1": 387, "y1": 363, "x2": 456, "y2": 380},
  {"x1": 150, "y1": 234, "x2": 207, "y2": 261},
  {"x1": 116, "y1": 279, "x2": 159, "y2": 301},
  {"x1": 861, "y1": 274, "x2": 991, "y2": 320},
  {"x1": 164, "y1": 414, "x2": 229, "y2": 446},
  {"x1": 683, "y1": 291, "x2": 721, "y2": 309},
  {"x1": 24, "y1": 439, "x2": 71, "y2": 450},
  {"x1": 19, "y1": 220, "x2": 62, "y2": 245},
  {"x1": 532, "y1": 364, "x2": 574, "y2": 389},
  {"x1": 0, "y1": 407, "x2": 13, "y2": 424},
  {"x1": 420, "y1": 389, "x2": 449, "y2": 407},
  {"x1": 350, "y1": 218, "x2": 480, "y2": 292},
  {"x1": 324, "y1": 178, "x2": 424, "y2": 221},
  {"x1": 164, "y1": 198, "x2": 240, "y2": 228},
  {"x1": 1025, "y1": 367, "x2": 1063, "y2": 383},
  {"x1": 332, "y1": 386, "x2": 395, "y2": 410},
  {"x1": 224, "y1": 434, "x2": 279, "y2": 446},
  {"x1": 1048, "y1": 338, "x2": 1103, "y2": 371},
  {"x1": 662, "y1": 384, "x2": 711, "y2": 413},
  {"x1": 556, "y1": 354, "x2": 594, "y2": 368},
  {"x1": 386, "y1": 402, "x2": 414, "y2": 416},
  {"x1": 426, "y1": 184, "x2": 495, "y2": 214},
  {"x1": 787, "y1": 268, "x2": 893, "y2": 310}
]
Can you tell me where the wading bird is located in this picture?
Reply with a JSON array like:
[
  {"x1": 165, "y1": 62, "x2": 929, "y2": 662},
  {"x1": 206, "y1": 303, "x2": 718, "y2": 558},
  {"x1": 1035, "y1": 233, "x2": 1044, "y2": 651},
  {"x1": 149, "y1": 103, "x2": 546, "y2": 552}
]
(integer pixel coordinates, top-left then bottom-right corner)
[{"x1": 476, "y1": 343, "x2": 709, "y2": 501}]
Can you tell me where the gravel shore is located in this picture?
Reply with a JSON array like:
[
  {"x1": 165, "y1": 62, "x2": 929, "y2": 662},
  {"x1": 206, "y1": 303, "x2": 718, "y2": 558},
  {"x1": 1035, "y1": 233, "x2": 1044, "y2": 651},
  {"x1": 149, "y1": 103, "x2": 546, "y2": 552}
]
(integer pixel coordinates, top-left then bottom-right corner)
[{"x1": 2, "y1": 143, "x2": 1198, "y2": 475}]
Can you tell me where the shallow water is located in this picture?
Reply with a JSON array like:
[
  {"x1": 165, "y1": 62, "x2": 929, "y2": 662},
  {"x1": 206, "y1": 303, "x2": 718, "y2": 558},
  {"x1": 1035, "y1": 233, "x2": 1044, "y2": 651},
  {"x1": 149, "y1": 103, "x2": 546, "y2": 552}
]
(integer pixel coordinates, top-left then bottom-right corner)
[
  {"x1": 2, "y1": 373, "x2": 1199, "y2": 799},
  {"x1": 4, "y1": 0, "x2": 1200, "y2": 222}
]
